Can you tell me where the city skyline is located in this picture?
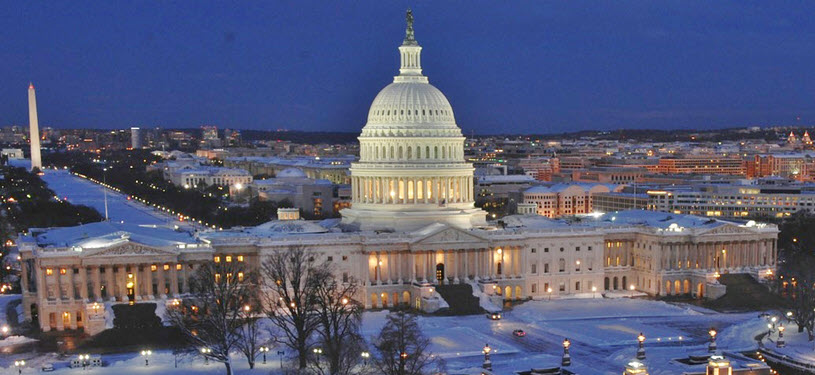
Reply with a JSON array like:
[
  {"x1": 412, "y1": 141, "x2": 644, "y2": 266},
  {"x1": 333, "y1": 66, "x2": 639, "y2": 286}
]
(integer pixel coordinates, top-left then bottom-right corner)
[{"x1": 3, "y1": 2, "x2": 815, "y2": 134}]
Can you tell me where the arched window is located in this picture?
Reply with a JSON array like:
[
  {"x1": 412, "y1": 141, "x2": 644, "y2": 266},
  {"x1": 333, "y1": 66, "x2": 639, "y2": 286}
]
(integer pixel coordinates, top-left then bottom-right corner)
[
  {"x1": 398, "y1": 146, "x2": 403, "y2": 159},
  {"x1": 407, "y1": 146, "x2": 412, "y2": 159},
  {"x1": 389, "y1": 146, "x2": 394, "y2": 159},
  {"x1": 434, "y1": 146, "x2": 439, "y2": 159}
]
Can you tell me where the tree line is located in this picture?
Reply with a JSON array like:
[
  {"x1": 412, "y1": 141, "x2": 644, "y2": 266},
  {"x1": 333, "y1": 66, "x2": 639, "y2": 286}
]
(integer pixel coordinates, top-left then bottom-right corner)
[{"x1": 167, "y1": 245, "x2": 443, "y2": 375}]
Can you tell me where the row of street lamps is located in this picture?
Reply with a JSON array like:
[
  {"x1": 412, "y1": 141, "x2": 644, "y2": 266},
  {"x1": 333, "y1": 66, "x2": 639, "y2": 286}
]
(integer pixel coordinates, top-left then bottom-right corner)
[{"x1": 481, "y1": 328, "x2": 720, "y2": 370}]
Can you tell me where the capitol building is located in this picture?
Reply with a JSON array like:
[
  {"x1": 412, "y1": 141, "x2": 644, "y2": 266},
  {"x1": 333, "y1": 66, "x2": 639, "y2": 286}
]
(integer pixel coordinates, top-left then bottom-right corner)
[{"x1": 19, "y1": 14, "x2": 778, "y2": 335}]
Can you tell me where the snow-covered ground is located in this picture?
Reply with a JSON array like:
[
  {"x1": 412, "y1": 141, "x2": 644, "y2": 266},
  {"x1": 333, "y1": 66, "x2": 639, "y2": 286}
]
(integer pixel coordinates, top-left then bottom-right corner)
[
  {"x1": 39, "y1": 169, "x2": 184, "y2": 227},
  {"x1": 0, "y1": 298, "x2": 780, "y2": 374}
]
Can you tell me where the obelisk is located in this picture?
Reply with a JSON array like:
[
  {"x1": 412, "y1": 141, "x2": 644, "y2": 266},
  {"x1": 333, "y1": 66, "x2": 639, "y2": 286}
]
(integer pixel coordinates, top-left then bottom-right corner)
[{"x1": 28, "y1": 83, "x2": 42, "y2": 171}]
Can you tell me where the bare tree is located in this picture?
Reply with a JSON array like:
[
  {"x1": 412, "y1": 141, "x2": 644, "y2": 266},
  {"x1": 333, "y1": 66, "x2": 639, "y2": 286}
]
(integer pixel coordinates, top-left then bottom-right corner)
[
  {"x1": 261, "y1": 245, "x2": 325, "y2": 369},
  {"x1": 167, "y1": 261, "x2": 257, "y2": 375},
  {"x1": 373, "y1": 311, "x2": 442, "y2": 375},
  {"x1": 236, "y1": 300, "x2": 263, "y2": 369},
  {"x1": 309, "y1": 267, "x2": 364, "y2": 375}
]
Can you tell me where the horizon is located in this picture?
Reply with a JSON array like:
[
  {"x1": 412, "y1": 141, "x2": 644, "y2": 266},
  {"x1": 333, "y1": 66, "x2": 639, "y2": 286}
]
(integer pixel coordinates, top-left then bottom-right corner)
[{"x1": 3, "y1": 2, "x2": 815, "y2": 134}]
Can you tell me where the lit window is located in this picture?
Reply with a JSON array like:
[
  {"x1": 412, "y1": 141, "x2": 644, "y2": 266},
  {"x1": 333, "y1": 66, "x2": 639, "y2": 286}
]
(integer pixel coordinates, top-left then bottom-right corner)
[
  {"x1": 60, "y1": 268, "x2": 67, "y2": 275},
  {"x1": 238, "y1": 272, "x2": 244, "y2": 281},
  {"x1": 163, "y1": 264, "x2": 170, "y2": 271},
  {"x1": 151, "y1": 265, "x2": 157, "y2": 272},
  {"x1": 176, "y1": 264, "x2": 182, "y2": 270},
  {"x1": 46, "y1": 268, "x2": 53, "y2": 276},
  {"x1": 226, "y1": 272, "x2": 233, "y2": 279},
  {"x1": 215, "y1": 273, "x2": 221, "y2": 282},
  {"x1": 237, "y1": 255, "x2": 244, "y2": 262},
  {"x1": 225, "y1": 256, "x2": 232, "y2": 263},
  {"x1": 214, "y1": 256, "x2": 221, "y2": 263}
]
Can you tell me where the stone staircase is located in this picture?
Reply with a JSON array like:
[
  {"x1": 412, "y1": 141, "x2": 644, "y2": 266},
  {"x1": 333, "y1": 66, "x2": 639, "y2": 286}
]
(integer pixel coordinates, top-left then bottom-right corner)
[{"x1": 434, "y1": 283, "x2": 483, "y2": 315}]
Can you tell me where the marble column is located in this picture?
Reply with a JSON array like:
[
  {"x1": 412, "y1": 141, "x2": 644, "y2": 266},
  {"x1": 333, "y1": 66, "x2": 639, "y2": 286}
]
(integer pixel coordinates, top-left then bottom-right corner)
[
  {"x1": 144, "y1": 266, "x2": 154, "y2": 299},
  {"x1": 170, "y1": 265, "x2": 179, "y2": 296},
  {"x1": 105, "y1": 266, "x2": 115, "y2": 301},
  {"x1": 92, "y1": 267, "x2": 101, "y2": 301},
  {"x1": 157, "y1": 264, "x2": 166, "y2": 297},
  {"x1": 79, "y1": 267, "x2": 89, "y2": 301}
]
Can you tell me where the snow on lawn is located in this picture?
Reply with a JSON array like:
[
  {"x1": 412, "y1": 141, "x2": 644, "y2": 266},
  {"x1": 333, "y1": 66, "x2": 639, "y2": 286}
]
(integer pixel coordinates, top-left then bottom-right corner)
[
  {"x1": 513, "y1": 298, "x2": 701, "y2": 322},
  {"x1": 362, "y1": 310, "x2": 520, "y2": 359},
  {"x1": 40, "y1": 170, "x2": 179, "y2": 226}
]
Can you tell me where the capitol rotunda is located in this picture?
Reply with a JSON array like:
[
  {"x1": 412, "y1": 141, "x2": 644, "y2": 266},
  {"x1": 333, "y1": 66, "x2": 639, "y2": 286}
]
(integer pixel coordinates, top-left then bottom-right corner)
[{"x1": 340, "y1": 11, "x2": 488, "y2": 232}]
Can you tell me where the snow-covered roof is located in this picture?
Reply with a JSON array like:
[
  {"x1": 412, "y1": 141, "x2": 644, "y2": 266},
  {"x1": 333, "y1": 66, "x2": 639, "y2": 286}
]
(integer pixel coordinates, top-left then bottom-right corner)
[{"x1": 30, "y1": 221, "x2": 199, "y2": 249}]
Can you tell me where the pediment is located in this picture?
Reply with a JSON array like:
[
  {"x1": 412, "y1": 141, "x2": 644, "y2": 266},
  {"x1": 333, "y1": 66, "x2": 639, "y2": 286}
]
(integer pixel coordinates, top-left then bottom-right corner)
[
  {"x1": 412, "y1": 225, "x2": 488, "y2": 246},
  {"x1": 81, "y1": 241, "x2": 178, "y2": 257},
  {"x1": 698, "y1": 224, "x2": 753, "y2": 236}
]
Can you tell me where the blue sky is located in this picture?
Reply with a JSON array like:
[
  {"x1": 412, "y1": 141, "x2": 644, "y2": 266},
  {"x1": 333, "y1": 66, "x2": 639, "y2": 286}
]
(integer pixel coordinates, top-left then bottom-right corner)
[{"x1": 2, "y1": 1, "x2": 814, "y2": 134}]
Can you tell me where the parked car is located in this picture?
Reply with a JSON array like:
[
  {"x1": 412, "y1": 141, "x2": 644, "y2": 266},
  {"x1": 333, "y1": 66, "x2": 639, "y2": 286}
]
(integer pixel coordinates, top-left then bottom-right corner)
[
  {"x1": 487, "y1": 312, "x2": 502, "y2": 320},
  {"x1": 41, "y1": 363, "x2": 54, "y2": 372},
  {"x1": 513, "y1": 329, "x2": 526, "y2": 337}
]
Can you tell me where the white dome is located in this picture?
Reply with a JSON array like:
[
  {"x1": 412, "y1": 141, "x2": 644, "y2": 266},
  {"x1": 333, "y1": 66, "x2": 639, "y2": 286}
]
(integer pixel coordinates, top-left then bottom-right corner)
[
  {"x1": 341, "y1": 11, "x2": 487, "y2": 232},
  {"x1": 366, "y1": 82, "x2": 456, "y2": 127},
  {"x1": 277, "y1": 168, "x2": 307, "y2": 179}
]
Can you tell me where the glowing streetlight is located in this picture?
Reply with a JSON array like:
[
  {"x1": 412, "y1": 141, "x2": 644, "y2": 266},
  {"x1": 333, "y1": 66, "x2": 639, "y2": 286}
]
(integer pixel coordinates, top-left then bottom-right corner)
[
  {"x1": 547, "y1": 287, "x2": 553, "y2": 301},
  {"x1": 777, "y1": 324, "x2": 786, "y2": 348},
  {"x1": 636, "y1": 333, "x2": 646, "y2": 360},
  {"x1": 361, "y1": 351, "x2": 370, "y2": 366},
  {"x1": 482, "y1": 344, "x2": 492, "y2": 370},
  {"x1": 201, "y1": 347, "x2": 212, "y2": 365},
  {"x1": 14, "y1": 360, "x2": 24, "y2": 375},
  {"x1": 708, "y1": 328, "x2": 717, "y2": 353},
  {"x1": 259, "y1": 346, "x2": 269, "y2": 364},
  {"x1": 592, "y1": 286, "x2": 598, "y2": 299},
  {"x1": 562, "y1": 338, "x2": 571, "y2": 367},
  {"x1": 141, "y1": 350, "x2": 152, "y2": 366},
  {"x1": 629, "y1": 284, "x2": 635, "y2": 298}
]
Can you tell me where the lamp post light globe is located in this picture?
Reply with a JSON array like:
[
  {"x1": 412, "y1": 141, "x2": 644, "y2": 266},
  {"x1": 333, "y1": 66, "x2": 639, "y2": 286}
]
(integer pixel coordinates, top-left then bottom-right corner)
[
  {"x1": 708, "y1": 328, "x2": 718, "y2": 353},
  {"x1": 636, "y1": 333, "x2": 646, "y2": 360},
  {"x1": 14, "y1": 360, "x2": 24, "y2": 375},
  {"x1": 260, "y1": 346, "x2": 269, "y2": 364},
  {"x1": 482, "y1": 343, "x2": 492, "y2": 370},
  {"x1": 592, "y1": 286, "x2": 598, "y2": 298},
  {"x1": 777, "y1": 324, "x2": 786, "y2": 348},
  {"x1": 562, "y1": 338, "x2": 572, "y2": 367},
  {"x1": 361, "y1": 351, "x2": 370, "y2": 366},
  {"x1": 201, "y1": 347, "x2": 211, "y2": 365},
  {"x1": 141, "y1": 349, "x2": 152, "y2": 366}
]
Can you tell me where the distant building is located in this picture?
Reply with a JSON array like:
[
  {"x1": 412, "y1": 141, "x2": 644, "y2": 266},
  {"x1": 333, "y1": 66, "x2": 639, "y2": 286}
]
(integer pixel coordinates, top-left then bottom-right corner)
[
  {"x1": 130, "y1": 127, "x2": 142, "y2": 149},
  {"x1": 523, "y1": 183, "x2": 622, "y2": 218},
  {"x1": 1, "y1": 149, "x2": 24, "y2": 159},
  {"x1": 248, "y1": 168, "x2": 335, "y2": 217},
  {"x1": 572, "y1": 167, "x2": 644, "y2": 184},
  {"x1": 656, "y1": 157, "x2": 745, "y2": 175}
]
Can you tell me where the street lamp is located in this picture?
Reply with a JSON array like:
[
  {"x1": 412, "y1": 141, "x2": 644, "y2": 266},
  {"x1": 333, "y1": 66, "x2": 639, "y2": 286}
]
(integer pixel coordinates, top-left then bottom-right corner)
[
  {"x1": 636, "y1": 333, "x2": 646, "y2": 360},
  {"x1": 562, "y1": 338, "x2": 571, "y2": 367},
  {"x1": 140, "y1": 350, "x2": 152, "y2": 366},
  {"x1": 259, "y1": 346, "x2": 269, "y2": 364},
  {"x1": 313, "y1": 347, "x2": 323, "y2": 361},
  {"x1": 591, "y1": 286, "x2": 597, "y2": 299},
  {"x1": 629, "y1": 284, "x2": 635, "y2": 298},
  {"x1": 14, "y1": 360, "x2": 24, "y2": 375},
  {"x1": 201, "y1": 347, "x2": 211, "y2": 365},
  {"x1": 482, "y1": 344, "x2": 492, "y2": 370},
  {"x1": 547, "y1": 287, "x2": 553, "y2": 301},
  {"x1": 708, "y1": 328, "x2": 717, "y2": 353},
  {"x1": 361, "y1": 351, "x2": 370, "y2": 367},
  {"x1": 777, "y1": 324, "x2": 786, "y2": 348},
  {"x1": 1, "y1": 325, "x2": 9, "y2": 336},
  {"x1": 78, "y1": 354, "x2": 90, "y2": 370}
]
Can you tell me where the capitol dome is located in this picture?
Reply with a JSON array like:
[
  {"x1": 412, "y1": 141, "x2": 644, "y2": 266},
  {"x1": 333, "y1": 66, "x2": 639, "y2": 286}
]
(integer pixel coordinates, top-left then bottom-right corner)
[{"x1": 340, "y1": 10, "x2": 487, "y2": 232}]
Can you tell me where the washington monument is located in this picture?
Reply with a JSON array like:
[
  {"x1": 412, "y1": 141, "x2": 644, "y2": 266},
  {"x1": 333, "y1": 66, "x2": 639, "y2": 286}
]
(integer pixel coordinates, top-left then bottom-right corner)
[{"x1": 28, "y1": 83, "x2": 42, "y2": 171}]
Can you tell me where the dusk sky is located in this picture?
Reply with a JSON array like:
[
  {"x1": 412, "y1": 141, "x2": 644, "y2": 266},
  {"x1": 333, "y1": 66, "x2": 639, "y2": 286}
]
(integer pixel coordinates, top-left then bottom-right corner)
[{"x1": 3, "y1": 1, "x2": 815, "y2": 134}]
